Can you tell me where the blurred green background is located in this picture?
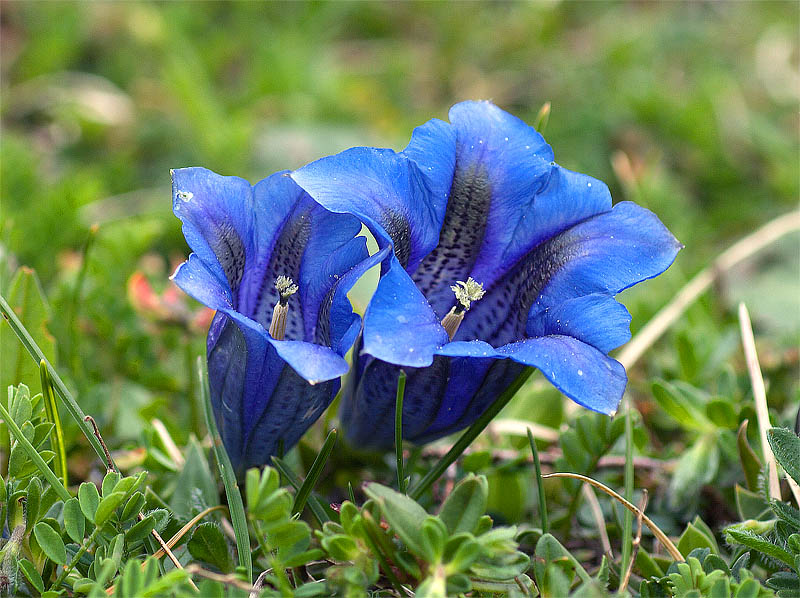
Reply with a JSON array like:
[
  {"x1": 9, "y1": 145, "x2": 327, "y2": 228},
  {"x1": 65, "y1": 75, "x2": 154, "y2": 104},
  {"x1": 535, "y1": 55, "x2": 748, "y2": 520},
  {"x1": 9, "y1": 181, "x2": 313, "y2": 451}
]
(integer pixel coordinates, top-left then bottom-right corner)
[{"x1": 1, "y1": 1, "x2": 797, "y2": 462}]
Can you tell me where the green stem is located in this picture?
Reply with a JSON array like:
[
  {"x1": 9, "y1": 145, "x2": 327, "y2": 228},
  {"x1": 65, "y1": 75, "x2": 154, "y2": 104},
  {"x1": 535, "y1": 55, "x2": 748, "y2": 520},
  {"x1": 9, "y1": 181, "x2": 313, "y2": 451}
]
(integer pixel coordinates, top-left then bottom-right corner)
[
  {"x1": 409, "y1": 367, "x2": 533, "y2": 500},
  {"x1": 51, "y1": 526, "x2": 100, "y2": 590},
  {"x1": 0, "y1": 293, "x2": 109, "y2": 465},
  {"x1": 395, "y1": 371, "x2": 407, "y2": 493}
]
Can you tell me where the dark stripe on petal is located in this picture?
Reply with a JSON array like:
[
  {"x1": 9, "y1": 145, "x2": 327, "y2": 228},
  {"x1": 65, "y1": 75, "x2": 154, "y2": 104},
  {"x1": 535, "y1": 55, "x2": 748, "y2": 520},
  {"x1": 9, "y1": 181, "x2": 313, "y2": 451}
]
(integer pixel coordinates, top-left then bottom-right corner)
[
  {"x1": 411, "y1": 165, "x2": 491, "y2": 318},
  {"x1": 457, "y1": 231, "x2": 575, "y2": 346},
  {"x1": 250, "y1": 207, "x2": 312, "y2": 339},
  {"x1": 381, "y1": 209, "x2": 413, "y2": 270}
]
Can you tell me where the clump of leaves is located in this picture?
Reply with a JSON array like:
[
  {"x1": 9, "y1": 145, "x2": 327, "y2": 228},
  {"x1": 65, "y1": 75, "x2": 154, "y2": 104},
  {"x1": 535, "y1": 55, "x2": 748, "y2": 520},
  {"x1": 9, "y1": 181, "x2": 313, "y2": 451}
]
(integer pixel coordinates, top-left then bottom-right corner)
[
  {"x1": 317, "y1": 474, "x2": 530, "y2": 597},
  {"x1": 724, "y1": 428, "x2": 800, "y2": 596}
]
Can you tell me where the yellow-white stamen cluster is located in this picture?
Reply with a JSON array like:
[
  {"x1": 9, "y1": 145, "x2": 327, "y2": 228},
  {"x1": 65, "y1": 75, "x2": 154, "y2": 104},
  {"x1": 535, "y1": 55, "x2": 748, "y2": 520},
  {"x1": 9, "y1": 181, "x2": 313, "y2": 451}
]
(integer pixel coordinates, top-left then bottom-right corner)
[
  {"x1": 270, "y1": 275, "x2": 298, "y2": 340},
  {"x1": 441, "y1": 277, "x2": 485, "y2": 340}
]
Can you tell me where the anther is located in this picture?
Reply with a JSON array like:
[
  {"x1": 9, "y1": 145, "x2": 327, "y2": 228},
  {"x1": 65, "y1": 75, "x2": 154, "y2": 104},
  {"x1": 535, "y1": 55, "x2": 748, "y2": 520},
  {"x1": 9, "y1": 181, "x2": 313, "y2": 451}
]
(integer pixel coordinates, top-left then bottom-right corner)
[
  {"x1": 270, "y1": 276, "x2": 298, "y2": 340},
  {"x1": 441, "y1": 277, "x2": 485, "y2": 340}
]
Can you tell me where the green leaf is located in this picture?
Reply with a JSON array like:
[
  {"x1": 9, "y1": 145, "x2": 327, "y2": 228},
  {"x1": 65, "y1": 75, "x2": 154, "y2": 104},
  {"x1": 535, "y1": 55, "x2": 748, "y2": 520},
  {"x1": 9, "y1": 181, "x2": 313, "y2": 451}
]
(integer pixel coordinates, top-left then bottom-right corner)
[
  {"x1": 438, "y1": 474, "x2": 488, "y2": 535},
  {"x1": 187, "y1": 522, "x2": 233, "y2": 573},
  {"x1": 652, "y1": 380, "x2": 708, "y2": 431},
  {"x1": 25, "y1": 477, "x2": 42, "y2": 533},
  {"x1": 121, "y1": 492, "x2": 146, "y2": 522},
  {"x1": 735, "y1": 484, "x2": 771, "y2": 521},
  {"x1": 101, "y1": 471, "x2": 121, "y2": 497},
  {"x1": 705, "y1": 398, "x2": 738, "y2": 429},
  {"x1": 78, "y1": 482, "x2": 100, "y2": 522},
  {"x1": 125, "y1": 515, "x2": 156, "y2": 544},
  {"x1": 94, "y1": 491, "x2": 126, "y2": 526},
  {"x1": 420, "y1": 516, "x2": 447, "y2": 564},
  {"x1": 0, "y1": 268, "x2": 56, "y2": 393},
  {"x1": 677, "y1": 522, "x2": 717, "y2": 557},
  {"x1": 737, "y1": 420, "x2": 762, "y2": 491},
  {"x1": 364, "y1": 482, "x2": 428, "y2": 556},
  {"x1": 725, "y1": 527, "x2": 794, "y2": 567},
  {"x1": 170, "y1": 440, "x2": 217, "y2": 519},
  {"x1": 771, "y1": 500, "x2": 800, "y2": 529},
  {"x1": 33, "y1": 521, "x2": 66, "y2": 565},
  {"x1": 18, "y1": 558, "x2": 44, "y2": 594},
  {"x1": 768, "y1": 427, "x2": 800, "y2": 486},
  {"x1": 63, "y1": 497, "x2": 85, "y2": 543},
  {"x1": 669, "y1": 433, "x2": 720, "y2": 507}
]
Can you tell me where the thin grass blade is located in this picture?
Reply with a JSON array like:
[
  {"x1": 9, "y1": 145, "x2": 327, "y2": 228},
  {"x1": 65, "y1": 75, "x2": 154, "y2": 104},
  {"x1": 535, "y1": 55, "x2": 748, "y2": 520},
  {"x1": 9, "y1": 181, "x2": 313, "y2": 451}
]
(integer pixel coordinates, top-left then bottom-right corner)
[
  {"x1": 618, "y1": 404, "x2": 635, "y2": 592},
  {"x1": 40, "y1": 360, "x2": 68, "y2": 487},
  {"x1": 197, "y1": 356, "x2": 252, "y2": 582},
  {"x1": 292, "y1": 428, "x2": 337, "y2": 517},
  {"x1": 395, "y1": 371, "x2": 407, "y2": 493},
  {"x1": 0, "y1": 400, "x2": 70, "y2": 502},
  {"x1": 409, "y1": 367, "x2": 533, "y2": 500},
  {"x1": 0, "y1": 293, "x2": 108, "y2": 464},
  {"x1": 271, "y1": 456, "x2": 331, "y2": 525},
  {"x1": 527, "y1": 428, "x2": 548, "y2": 534}
]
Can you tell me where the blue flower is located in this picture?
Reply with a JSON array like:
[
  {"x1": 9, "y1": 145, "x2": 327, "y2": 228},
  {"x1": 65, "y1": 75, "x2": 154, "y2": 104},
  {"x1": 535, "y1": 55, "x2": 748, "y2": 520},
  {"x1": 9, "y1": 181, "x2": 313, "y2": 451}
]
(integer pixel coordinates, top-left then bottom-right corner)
[
  {"x1": 292, "y1": 100, "x2": 682, "y2": 449},
  {"x1": 171, "y1": 167, "x2": 373, "y2": 473}
]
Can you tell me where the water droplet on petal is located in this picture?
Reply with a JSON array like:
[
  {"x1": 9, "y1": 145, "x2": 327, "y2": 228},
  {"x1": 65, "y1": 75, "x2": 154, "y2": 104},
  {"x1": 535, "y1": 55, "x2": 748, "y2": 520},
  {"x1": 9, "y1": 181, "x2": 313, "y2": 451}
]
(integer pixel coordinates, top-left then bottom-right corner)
[{"x1": 578, "y1": 369, "x2": 583, "y2": 376}]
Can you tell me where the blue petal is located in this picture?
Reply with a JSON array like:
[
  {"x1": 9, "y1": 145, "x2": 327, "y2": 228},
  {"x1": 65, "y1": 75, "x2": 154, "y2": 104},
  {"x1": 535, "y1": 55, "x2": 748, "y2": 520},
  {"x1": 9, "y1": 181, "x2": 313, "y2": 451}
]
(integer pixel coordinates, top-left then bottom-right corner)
[
  {"x1": 291, "y1": 131, "x2": 456, "y2": 272},
  {"x1": 438, "y1": 335, "x2": 627, "y2": 416},
  {"x1": 456, "y1": 200, "x2": 680, "y2": 347},
  {"x1": 173, "y1": 257, "x2": 350, "y2": 384},
  {"x1": 242, "y1": 172, "x2": 366, "y2": 342},
  {"x1": 531, "y1": 201, "x2": 683, "y2": 311},
  {"x1": 172, "y1": 168, "x2": 253, "y2": 297},
  {"x1": 410, "y1": 102, "x2": 612, "y2": 318},
  {"x1": 171, "y1": 253, "x2": 234, "y2": 312},
  {"x1": 361, "y1": 255, "x2": 449, "y2": 367},
  {"x1": 526, "y1": 293, "x2": 632, "y2": 354}
]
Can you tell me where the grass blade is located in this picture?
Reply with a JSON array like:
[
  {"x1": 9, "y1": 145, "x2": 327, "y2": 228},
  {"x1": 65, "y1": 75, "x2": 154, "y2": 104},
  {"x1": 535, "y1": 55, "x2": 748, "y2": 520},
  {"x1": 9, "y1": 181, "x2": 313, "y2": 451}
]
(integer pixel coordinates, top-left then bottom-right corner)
[
  {"x1": 271, "y1": 456, "x2": 331, "y2": 525},
  {"x1": 395, "y1": 371, "x2": 407, "y2": 493},
  {"x1": 40, "y1": 360, "x2": 68, "y2": 487},
  {"x1": 409, "y1": 367, "x2": 533, "y2": 500},
  {"x1": 619, "y1": 404, "x2": 634, "y2": 593},
  {"x1": 292, "y1": 428, "x2": 337, "y2": 517},
  {"x1": 197, "y1": 356, "x2": 252, "y2": 582},
  {"x1": 0, "y1": 400, "x2": 70, "y2": 502},
  {"x1": 527, "y1": 428, "x2": 548, "y2": 534},
  {"x1": 0, "y1": 293, "x2": 108, "y2": 465}
]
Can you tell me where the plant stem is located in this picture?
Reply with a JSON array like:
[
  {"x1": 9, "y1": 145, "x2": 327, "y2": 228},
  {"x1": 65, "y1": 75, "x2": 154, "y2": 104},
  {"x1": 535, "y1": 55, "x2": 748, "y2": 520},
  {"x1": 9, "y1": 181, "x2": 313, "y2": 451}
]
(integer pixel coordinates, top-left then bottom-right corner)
[{"x1": 51, "y1": 526, "x2": 100, "y2": 590}]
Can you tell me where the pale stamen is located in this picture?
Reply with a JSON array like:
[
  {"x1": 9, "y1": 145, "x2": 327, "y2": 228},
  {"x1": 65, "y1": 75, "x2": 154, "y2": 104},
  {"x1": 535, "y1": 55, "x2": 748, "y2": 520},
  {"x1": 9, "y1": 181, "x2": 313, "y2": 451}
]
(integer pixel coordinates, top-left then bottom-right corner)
[
  {"x1": 441, "y1": 277, "x2": 485, "y2": 340},
  {"x1": 269, "y1": 275, "x2": 299, "y2": 340}
]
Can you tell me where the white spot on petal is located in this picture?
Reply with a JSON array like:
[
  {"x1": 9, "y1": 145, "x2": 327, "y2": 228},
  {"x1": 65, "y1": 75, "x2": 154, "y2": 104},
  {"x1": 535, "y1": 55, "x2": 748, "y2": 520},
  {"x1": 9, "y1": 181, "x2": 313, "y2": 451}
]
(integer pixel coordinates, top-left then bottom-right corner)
[{"x1": 177, "y1": 190, "x2": 193, "y2": 202}]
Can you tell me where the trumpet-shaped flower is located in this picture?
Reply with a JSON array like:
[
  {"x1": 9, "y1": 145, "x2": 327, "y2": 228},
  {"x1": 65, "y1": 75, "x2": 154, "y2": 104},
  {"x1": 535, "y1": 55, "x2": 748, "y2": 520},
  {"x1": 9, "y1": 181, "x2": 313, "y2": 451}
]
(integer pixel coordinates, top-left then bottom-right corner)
[
  {"x1": 292, "y1": 101, "x2": 681, "y2": 449},
  {"x1": 171, "y1": 167, "x2": 372, "y2": 473}
]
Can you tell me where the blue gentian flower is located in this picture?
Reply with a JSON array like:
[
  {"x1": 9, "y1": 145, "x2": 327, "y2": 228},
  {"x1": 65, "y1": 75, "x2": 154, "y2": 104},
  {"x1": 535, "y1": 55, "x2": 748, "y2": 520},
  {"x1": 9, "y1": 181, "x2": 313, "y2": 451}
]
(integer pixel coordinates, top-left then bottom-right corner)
[
  {"x1": 171, "y1": 167, "x2": 372, "y2": 473},
  {"x1": 292, "y1": 100, "x2": 682, "y2": 449}
]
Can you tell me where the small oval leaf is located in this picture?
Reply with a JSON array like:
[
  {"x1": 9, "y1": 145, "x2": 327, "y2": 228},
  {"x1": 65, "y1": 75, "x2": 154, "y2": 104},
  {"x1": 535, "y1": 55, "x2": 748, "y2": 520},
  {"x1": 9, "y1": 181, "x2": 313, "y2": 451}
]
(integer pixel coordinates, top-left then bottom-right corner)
[{"x1": 33, "y1": 521, "x2": 67, "y2": 565}]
